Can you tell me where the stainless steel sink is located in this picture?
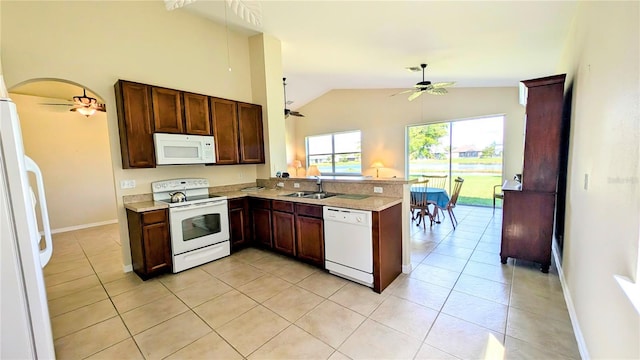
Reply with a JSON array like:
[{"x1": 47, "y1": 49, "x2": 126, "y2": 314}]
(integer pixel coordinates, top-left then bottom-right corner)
[
  {"x1": 282, "y1": 191, "x2": 316, "y2": 197},
  {"x1": 304, "y1": 192, "x2": 339, "y2": 199},
  {"x1": 281, "y1": 191, "x2": 339, "y2": 199}
]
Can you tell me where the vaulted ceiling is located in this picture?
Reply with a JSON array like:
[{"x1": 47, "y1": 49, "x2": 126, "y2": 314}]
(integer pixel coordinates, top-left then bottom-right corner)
[{"x1": 178, "y1": 1, "x2": 578, "y2": 108}]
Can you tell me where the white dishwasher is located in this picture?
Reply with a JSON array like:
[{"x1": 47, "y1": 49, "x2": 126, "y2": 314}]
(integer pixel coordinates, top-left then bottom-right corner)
[{"x1": 323, "y1": 206, "x2": 373, "y2": 287}]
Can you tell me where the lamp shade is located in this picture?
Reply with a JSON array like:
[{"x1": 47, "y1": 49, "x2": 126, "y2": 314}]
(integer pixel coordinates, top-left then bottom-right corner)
[
  {"x1": 307, "y1": 165, "x2": 321, "y2": 176},
  {"x1": 293, "y1": 160, "x2": 302, "y2": 168}
]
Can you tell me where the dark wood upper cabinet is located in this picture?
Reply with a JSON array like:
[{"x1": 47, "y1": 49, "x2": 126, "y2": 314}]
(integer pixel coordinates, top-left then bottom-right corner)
[
  {"x1": 237, "y1": 102, "x2": 265, "y2": 164},
  {"x1": 211, "y1": 97, "x2": 239, "y2": 164},
  {"x1": 183, "y1": 92, "x2": 212, "y2": 135},
  {"x1": 151, "y1": 87, "x2": 184, "y2": 134},
  {"x1": 521, "y1": 75, "x2": 566, "y2": 192},
  {"x1": 115, "y1": 80, "x2": 264, "y2": 168},
  {"x1": 115, "y1": 80, "x2": 155, "y2": 168}
]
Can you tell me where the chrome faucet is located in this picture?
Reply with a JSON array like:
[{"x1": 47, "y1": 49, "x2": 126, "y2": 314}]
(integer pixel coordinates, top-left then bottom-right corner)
[{"x1": 316, "y1": 176, "x2": 324, "y2": 193}]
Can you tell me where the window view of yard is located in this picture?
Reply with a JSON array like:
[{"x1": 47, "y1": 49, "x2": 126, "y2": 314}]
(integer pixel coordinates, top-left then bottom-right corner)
[
  {"x1": 408, "y1": 116, "x2": 504, "y2": 207},
  {"x1": 307, "y1": 131, "x2": 362, "y2": 175}
]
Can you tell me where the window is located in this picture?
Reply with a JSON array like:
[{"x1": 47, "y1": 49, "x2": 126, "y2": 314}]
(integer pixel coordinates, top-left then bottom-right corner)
[{"x1": 306, "y1": 131, "x2": 361, "y2": 175}]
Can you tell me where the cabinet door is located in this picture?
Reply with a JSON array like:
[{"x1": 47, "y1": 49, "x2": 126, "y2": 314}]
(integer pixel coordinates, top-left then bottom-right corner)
[
  {"x1": 115, "y1": 80, "x2": 155, "y2": 168},
  {"x1": 228, "y1": 198, "x2": 250, "y2": 250},
  {"x1": 252, "y1": 208, "x2": 272, "y2": 248},
  {"x1": 151, "y1": 87, "x2": 184, "y2": 133},
  {"x1": 237, "y1": 102, "x2": 265, "y2": 164},
  {"x1": 295, "y1": 215, "x2": 324, "y2": 267},
  {"x1": 273, "y1": 211, "x2": 296, "y2": 256},
  {"x1": 142, "y1": 221, "x2": 172, "y2": 274},
  {"x1": 183, "y1": 92, "x2": 211, "y2": 135},
  {"x1": 211, "y1": 97, "x2": 239, "y2": 164},
  {"x1": 501, "y1": 190, "x2": 555, "y2": 272}
]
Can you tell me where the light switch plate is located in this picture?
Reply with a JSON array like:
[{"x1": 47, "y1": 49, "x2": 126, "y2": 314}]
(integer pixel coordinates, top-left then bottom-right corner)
[
  {"x1": 120, "y1": 180, "x2": 136, "y2": 189},
  {"x1": 277, "y1": 182, "x2": 284, "y2": 188},
  {"x1": 373, "y1": 186, "x2": 383, "y2": 193},
  {"x1": 294, "y1": 183, "x2": 300, "y2": 188}
]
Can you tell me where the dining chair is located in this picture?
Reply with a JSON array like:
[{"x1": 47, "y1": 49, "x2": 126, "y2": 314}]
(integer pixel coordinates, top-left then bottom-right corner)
[
  {"x1": 421, "y1": 175, "x2": 448, "y2": 189},
  {"x1": 435, "y1": 177, "x2": 464, "y2": 229},
  {"x1": 410, "y1": 179, "x2": 432, "y2": 230},
  {"x1": 493, "y1": 184, "x2": 503, "y2": 211}
]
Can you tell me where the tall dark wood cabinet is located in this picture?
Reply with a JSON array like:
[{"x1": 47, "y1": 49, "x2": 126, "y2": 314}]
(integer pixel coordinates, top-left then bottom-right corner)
[
  {"x1": 237, "y1": 102, "x2": 265, "y2": 164},
  {"x1": 115, "y1": 80, "x2": 155, "y2": 168},
  {"x1": 210, "y1": 97, "x2": 239, "y2": 164},
  {"x1": 500, "y1": 74, "x2": 566, "y2": 273}
]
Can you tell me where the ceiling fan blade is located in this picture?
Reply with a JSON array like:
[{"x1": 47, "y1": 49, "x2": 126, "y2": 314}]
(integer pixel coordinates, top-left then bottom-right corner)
[
  {"x1": 430, "y1": 82, "x2": 456, "y2": 88},
  {"x1": 408, "y1": 91, "x2": 424, "y2": 101},
  {"x1": 426, "y1": 88, "x2": 448, "y2": 95},
  {"x1": 391, "y1": 89, "x2": 414, "y2": 96},
  {"x1": 290, "y1": 111, "x2": 305, "y2": 117},
  {"x1": 40, "y1": 103, "x2": 74, "y2": 106}
]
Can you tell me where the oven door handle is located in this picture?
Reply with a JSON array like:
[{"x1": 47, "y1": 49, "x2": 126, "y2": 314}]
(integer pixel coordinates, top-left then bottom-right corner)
[{"x1": 170, "y1": 200, "x2": 227, "y2": 212}]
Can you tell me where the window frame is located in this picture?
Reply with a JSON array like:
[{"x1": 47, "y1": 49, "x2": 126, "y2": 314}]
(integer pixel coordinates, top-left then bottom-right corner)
[{"x1": 306, "y1": 130, "x2": 362, "y2": 176}]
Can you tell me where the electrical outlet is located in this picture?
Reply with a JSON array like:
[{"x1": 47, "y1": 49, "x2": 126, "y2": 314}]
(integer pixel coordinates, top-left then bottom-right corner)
[
  {"x1": 294, "y1": 183, "x2": 300, "y2": 188},
  {"x1": 120, "y1": 180, "x2": 136, "y2": 189},
  {"x1": 277, "y1": 182, "x2": 284, "y2": 188},
  {"x1": 373, "y1": 186, "x2": 383, "y2": 194}
]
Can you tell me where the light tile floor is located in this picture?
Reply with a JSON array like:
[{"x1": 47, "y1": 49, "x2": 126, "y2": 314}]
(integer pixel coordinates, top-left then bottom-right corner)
[{"x1": 44, "y1": 205, "x2": 581, "y2": 359}]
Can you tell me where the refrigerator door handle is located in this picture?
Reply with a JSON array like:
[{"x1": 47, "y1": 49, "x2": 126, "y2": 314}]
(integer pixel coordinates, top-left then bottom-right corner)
[{"x1": 24, "y1": 156, "x2": 53, "y2": 267}]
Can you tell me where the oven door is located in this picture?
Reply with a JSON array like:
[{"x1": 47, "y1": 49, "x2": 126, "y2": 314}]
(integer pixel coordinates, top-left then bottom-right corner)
[{"x1": 169, "y1": 200, "x2": 229, "y2": 255}]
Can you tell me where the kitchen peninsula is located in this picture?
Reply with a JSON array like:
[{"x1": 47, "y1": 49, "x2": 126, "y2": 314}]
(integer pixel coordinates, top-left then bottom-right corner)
[{"x1": 124, "y1": 176, "x2": 413, "y2": 293}]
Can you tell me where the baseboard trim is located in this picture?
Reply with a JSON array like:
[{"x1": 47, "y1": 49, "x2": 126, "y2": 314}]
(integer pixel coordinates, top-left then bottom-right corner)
[
  {"x1": 553, "y1": 242, "x2": 590, "y2": 360},
  {"x1": 49, "y1": 219, "x2": 118, "y2": 234},
  {"x1": 402, "y1": 264, "x2": 413, "y2": 273}
]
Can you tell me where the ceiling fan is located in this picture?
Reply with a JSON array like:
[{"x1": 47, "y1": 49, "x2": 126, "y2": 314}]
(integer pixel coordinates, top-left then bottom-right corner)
[
  {"x1": 283, "y1": 78, "x2": 304, "y2": 118},
  {"x1": 41, "y1": 88, "x2": 106, "y2": 117},
  {"x1": 393, "y1": 64, "x2": 455, "y2": 101}
]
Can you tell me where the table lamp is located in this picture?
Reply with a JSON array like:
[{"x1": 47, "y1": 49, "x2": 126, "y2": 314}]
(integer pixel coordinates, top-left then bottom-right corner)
[
  {"x1": 293, "y1": 160, "x2": 302, "y2": 176},
  {"x1": 307, "y1": 165, "x2": 321, "y2": 176},
  {"x1": 371, "y1": 161, "x2": 384, "y2": 178}
]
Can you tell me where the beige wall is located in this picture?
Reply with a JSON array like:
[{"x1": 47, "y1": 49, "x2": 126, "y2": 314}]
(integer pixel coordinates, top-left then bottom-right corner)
[
  {"x1": 292, "y1": 87, "x2": 524, "y2": 181},
  {"x1": 1, "y1": 1, "x2": 261, "y2": 268},
  {"x1": 556, "y1": 1, "x2": 639, "y2": 358},
  {"x1": 10, "y1": 93, "x2": 117, "y2": 231}
]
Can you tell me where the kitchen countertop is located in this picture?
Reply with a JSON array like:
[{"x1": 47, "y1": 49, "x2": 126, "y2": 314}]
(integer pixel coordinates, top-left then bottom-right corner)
[{"x1": 124, "y1": 189, "x2": 402, "y2": 213}]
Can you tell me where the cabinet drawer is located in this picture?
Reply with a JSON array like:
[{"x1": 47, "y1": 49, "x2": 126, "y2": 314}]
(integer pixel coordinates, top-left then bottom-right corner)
[
  {"x1": 272, "y1": 200, "x2": 294, "y2": 213},
  {"x1": 228, "y1": 198, "x2": 246, "y2": 210},
  {"x1": 250, "y1": 198, "x2": 271, "y2": 210},
  {"x1": 142, "y1": 209, "x2": 167, "y2": 225},
  {"x1": 296, "y1": 203, "x2": 323, "y2": 218}
]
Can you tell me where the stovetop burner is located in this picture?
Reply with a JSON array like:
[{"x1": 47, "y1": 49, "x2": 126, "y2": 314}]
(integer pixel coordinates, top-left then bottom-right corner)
[{"x1": 152, "y1": 178, "x2": 226, "y2": 207}]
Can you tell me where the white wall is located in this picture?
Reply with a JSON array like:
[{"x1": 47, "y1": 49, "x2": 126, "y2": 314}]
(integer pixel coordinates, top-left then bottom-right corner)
[
  {"x1": 556, "y1": 2, "x2": 639, "y2": 358},
  {"x1": 10, "y1": 93, "x2": 117, "y2": 231},
  {"x1": 1, "y1": 1, "x2": 260, "y2": 268},
  {"x1": 292, "y1": 87, "x2": 524, "y2": 181}
]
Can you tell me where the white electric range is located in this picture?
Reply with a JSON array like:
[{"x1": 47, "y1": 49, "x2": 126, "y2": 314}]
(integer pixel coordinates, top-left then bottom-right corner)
[{"x1": 152, "y1": 178, "x2": 229, "y2": 273}]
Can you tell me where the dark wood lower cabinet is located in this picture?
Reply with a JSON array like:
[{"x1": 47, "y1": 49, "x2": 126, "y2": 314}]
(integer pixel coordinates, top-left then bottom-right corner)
[
  {"x1": 272, "y1": 211, "x2": 296, "y2": 256},
  {"x1": 295, "y1": 203, "x2": 324, "y2": 267},
  {"x1": 500, "y1": 190, "x2": 555, "y2": 272},
  {"x1": 228, "y1": 198, "x2": 251, "y2": 251},
  {"x1": 372, "y1": 203, "x2": 403, "y2": 293},
  {"x1": 126, "y1": 209, "x2": 172, "y2": 279},
  {"x1": 250, "y1": 199, "x2": 272, "y2": 249}
]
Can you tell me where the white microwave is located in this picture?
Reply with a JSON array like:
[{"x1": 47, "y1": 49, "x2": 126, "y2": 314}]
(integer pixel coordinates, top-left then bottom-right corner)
[{"x1": 153, "y1": 133, "x2": 216, "y2": 165}]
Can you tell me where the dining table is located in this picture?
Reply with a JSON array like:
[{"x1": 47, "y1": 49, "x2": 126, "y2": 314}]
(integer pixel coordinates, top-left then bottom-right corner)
[{"x1": 410, "y1": 186, "x2": 450, "y2": 225}]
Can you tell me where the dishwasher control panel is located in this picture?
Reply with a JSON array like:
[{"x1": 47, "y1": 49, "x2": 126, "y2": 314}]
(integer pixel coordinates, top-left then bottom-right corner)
[{"x1": 323, "y1": 206, "x2": 371, "y2": 226}]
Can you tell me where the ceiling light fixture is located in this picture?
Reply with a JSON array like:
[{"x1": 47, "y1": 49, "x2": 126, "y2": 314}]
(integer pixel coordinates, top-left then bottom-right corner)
[{"x1": 72, "y1": 106, "x2": 97, "y2": 117}]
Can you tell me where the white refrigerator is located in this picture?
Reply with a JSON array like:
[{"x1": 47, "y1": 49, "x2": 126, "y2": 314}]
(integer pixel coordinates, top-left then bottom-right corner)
[{"x1": 1, "y1": 77, "x2": 56, "y2": 359}]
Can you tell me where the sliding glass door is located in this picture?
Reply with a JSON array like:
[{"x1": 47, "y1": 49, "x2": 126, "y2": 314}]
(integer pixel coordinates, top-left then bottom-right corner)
[{"x1": 407, "y1": 116, "x2": 504, "y2": 207}]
